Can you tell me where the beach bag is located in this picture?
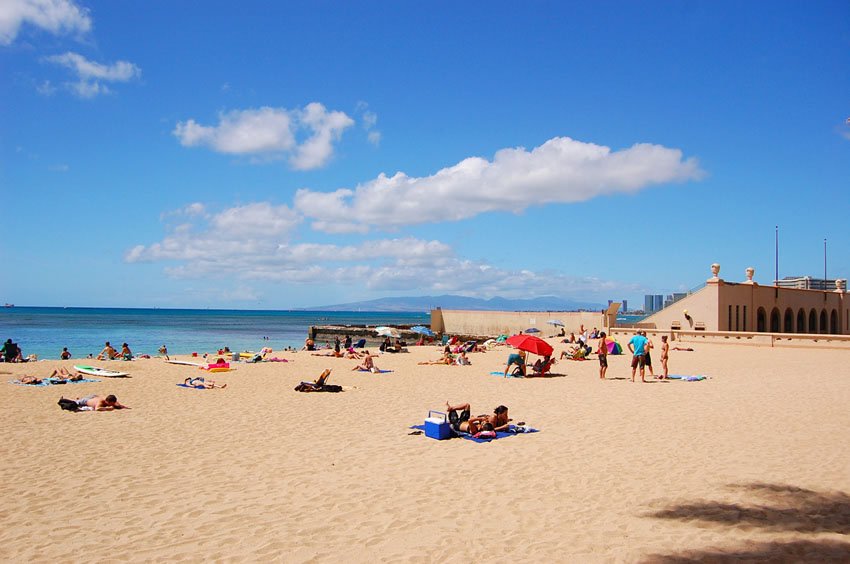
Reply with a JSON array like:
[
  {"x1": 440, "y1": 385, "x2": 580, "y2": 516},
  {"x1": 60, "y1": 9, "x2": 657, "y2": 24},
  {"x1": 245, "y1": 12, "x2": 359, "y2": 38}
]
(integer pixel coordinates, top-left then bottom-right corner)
[{"x1": 57, "y1": 398, "x2": 79, "y2": 412}]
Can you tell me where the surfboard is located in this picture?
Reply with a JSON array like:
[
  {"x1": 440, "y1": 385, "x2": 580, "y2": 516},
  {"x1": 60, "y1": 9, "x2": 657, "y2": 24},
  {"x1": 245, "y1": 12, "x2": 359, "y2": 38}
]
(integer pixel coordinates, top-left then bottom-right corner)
[
  {"x1": 166, "y1": 360, "x2": 205, "y2": 367},
  {"x1": 73, "y1": 365, "x2": 130, "y2": 378}
]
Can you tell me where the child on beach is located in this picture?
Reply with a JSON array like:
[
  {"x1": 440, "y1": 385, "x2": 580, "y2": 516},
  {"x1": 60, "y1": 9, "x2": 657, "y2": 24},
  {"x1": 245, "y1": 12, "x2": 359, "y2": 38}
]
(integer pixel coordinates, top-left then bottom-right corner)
[{"x1": 596, "y1": 331, "x2": 608, "y2": 379}]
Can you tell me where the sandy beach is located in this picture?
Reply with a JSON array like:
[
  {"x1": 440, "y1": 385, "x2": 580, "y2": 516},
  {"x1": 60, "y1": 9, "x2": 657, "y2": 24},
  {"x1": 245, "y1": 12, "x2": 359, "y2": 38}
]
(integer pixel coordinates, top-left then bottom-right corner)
[{"x1": 1, "y1": 339, "x2": 849, "y2": 562}]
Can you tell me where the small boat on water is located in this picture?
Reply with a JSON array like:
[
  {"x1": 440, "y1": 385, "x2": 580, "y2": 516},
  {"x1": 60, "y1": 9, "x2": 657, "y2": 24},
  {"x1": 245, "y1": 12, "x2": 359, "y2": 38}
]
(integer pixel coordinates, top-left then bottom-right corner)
[{"x1": 4, "y1": 303, "x2": 13, "y2": 308}]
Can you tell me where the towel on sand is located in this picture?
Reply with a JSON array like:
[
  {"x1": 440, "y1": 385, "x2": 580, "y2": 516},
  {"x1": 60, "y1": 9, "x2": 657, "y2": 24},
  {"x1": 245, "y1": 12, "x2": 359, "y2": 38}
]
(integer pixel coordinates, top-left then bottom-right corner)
[
  {"x1": 409, "y1": 424, "x2": 538, "y2": 442},
  {"x1": 10, "y1": 378, "x2": 100, "y2": 387}
]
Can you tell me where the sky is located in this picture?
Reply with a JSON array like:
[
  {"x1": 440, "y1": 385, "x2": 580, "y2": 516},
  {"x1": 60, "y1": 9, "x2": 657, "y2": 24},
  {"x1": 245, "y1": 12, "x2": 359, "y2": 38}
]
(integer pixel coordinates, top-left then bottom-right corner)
[{"x1": 1, "y1": 1, "x2": 848, "y2": 310}]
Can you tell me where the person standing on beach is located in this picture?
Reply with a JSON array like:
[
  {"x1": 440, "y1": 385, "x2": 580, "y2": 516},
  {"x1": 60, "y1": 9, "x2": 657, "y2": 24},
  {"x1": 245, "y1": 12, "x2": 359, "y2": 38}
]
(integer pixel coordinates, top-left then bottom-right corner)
[
  {"x1": 660, "y1": 336, "x2": 669, "y2": 379},
  {"x1": 596, "y1": 332, "x2": 608, "y2": 380},
  {"x1": 641, "y1": 331, "x2": 655, "y2": 378},
  {"x1": 627, "y1": 331, "x2": 649, "y2": 383}
]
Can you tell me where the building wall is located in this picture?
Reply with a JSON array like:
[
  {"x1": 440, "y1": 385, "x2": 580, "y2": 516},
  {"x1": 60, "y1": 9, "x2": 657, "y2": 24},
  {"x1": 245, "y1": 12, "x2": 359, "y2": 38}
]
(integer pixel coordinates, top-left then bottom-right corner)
[
  {"x1": 641, "y1": 280, "x2": 847, "y2": 335},
  {"x1": 431, "y1": 309, "x2": 606, "y2": 337}
]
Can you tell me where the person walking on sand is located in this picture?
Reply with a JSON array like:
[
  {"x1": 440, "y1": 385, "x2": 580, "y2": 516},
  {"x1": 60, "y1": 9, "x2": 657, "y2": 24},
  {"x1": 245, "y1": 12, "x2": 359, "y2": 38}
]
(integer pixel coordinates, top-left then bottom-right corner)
[
  {"x1": 596, "y1": 331, "x2": 609, "y2": 380},
  {"x1": 628, "y1": 331, "x2": 649, "y2": 383},
  {"x1": 660, "y1": 335, "x2": 669, "y2": 379}
]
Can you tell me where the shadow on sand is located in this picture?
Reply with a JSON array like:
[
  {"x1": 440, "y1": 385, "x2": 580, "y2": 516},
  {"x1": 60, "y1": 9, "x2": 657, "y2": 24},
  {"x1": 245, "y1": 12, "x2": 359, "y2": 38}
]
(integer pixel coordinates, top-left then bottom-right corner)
[{"x1": 643, "y1": 483, "x2": 850, "y2": 562}]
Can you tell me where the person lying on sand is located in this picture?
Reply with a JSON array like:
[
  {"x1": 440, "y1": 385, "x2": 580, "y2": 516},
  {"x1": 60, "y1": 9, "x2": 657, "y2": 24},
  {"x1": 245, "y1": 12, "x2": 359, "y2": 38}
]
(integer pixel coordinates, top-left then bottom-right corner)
[
  {"x1": 445, "y1": 402, "x2": 512, "y2": 434},
  {"x1": 294, "y1": 369, "x2": 342, "y2": 392},
  {"x1": 184, "y1": 377, "x2": 226, "y2": 389},
  {"x1": 419, "y1": 348, "x2": 454, "y2": 365},
  {"x1": 50, "y1": 367, "x2": 83, "y2": 382},
  {"x1": 19, "y1": 375, "x2": 42, "y2": 385},
  {"x1": 312, "y1": 349, "x2": 344, "y2": 358},
  {"x1": 60, "y1": 394, "x2": 130, "y2": 411}
]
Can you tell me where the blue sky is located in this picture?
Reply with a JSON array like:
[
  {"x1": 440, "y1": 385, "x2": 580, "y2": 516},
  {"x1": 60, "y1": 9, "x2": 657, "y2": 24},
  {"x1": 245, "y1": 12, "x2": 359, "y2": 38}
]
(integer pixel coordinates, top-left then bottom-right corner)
[{"x1": 1, "y1": 1, "x2": 848, "y2": 309}]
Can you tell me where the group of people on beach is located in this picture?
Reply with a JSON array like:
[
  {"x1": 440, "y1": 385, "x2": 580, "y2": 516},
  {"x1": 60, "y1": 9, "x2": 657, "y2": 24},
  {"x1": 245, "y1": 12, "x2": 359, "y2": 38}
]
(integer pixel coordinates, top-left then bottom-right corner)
[{"x1": 1, "y1": 338, "x2": 24, "y2": 362}]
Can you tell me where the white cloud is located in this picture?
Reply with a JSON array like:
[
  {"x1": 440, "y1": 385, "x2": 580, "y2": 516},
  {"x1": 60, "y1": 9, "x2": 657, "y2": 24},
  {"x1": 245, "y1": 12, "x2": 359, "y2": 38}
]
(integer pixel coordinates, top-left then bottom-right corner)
[
  {"x1": 126, "y1": 201, "x2": 640, "y2": 300},
  {"x1": 357, "y1": 103, "x2": 381, "y2": 147},
  {"x1": 44, "y1": 51, "x2": 141, "y2": 98},
  {"x1": 0, "y1": 0, "x2": 91, "y2": 45},
  {"x1": 295, "y1": 136, "x2": 703, "y2": 232},
  {"x1": 173, "y1": 103, "x2": 355, "y2": 170},
  {"x1": 36, "y1": 79, "x2": 55, "y2": 95},
  {"x1": 127, "y1": 202, "x2": 302, "y2": 265}
]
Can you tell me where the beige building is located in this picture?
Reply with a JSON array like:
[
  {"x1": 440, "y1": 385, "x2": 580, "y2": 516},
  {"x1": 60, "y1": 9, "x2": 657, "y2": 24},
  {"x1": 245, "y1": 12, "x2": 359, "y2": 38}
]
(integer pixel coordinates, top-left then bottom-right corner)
[{"x1": 641, "y1": 264, "x2": 848, "y2": 335}]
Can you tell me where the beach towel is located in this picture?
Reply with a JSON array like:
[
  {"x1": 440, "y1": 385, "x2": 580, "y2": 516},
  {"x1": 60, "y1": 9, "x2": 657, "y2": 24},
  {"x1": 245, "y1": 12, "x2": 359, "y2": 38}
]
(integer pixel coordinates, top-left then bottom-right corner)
[
  {"x1": 10, "y1": 378, "x2": 99, "y2": 387},
  {"x1": 294, "y1": 382, "x2": 343, "y2": 393},
  {"x1": 177, "y1": 383, "x2": 208, "y2": 389},
  {"x1": 490, "y1": 371, "x2": 523, "y2": 378},
  {"x1": 666, "y1": 374, "x2": 708, "y2": 381},
  {"x1": 408, "y1": 424, "x2": 538, "y2": 442},
  {"x1": 356, "y1": 368, "x2": 393, "y2": 373}
]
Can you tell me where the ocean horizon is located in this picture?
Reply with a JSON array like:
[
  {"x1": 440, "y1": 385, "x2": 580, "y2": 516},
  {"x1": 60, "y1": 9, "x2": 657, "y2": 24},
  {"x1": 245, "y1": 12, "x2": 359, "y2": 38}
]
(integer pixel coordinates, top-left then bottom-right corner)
[{"x1": 0, "y1": 307, "x2": 431, "y2": 360}]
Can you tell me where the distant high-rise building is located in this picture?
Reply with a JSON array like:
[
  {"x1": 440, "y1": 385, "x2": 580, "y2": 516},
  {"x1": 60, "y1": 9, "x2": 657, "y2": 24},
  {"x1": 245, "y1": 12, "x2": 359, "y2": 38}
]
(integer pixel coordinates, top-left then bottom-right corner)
[
  {"x1": 622, "y1": 300, "x2": 628, "y2": 313},
  {"x1": 645, "y1": 294, "x2": 665, "y2": 313},
  {"x1": 776, "y1": 276, "x2": 838, "y2": 290}
]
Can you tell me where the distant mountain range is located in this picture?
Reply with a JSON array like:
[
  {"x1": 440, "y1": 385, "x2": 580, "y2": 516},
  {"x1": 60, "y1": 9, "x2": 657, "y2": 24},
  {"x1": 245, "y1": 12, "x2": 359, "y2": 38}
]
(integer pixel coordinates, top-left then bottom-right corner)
[{"x1": 302, "y1": 295, "x2": 605, "y2": 312}]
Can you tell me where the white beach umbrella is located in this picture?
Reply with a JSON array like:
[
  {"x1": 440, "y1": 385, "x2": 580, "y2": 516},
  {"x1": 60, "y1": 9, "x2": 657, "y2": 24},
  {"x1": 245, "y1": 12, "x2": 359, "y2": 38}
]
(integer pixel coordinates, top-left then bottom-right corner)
[{"x1": 375, "y1": 326, "x2": 401, "y2": 338}]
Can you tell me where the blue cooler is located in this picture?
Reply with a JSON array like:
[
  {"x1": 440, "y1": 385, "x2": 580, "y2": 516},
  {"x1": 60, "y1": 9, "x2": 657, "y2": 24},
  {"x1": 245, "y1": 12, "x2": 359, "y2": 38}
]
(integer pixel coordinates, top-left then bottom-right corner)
[{"x1": 424, "y1": 410, "x2": 452, "y2": 440}]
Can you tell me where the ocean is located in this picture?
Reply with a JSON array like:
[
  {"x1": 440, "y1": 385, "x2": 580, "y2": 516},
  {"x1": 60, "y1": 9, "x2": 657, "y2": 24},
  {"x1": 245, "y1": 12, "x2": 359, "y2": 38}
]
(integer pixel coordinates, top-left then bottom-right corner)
[{"x1": 0, "y1": 307, "x2": 430, "y2": 360}]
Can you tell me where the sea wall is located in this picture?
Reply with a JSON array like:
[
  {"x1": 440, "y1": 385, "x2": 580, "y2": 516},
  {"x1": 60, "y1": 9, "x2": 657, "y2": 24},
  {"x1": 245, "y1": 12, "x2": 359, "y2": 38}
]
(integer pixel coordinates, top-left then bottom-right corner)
[
  {"x1": 431, "y1": 309, "x2": 606, "y2": 337},
  {"x1": 607, "y1": 328, "x2": 850, "y2": 350}
]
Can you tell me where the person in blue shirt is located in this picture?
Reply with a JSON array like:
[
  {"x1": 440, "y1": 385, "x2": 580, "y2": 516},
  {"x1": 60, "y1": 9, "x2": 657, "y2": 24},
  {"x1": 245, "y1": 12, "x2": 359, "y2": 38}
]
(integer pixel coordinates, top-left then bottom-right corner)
[{"x1": 627, "y1": 331, "x2": 649, "y2": 383}]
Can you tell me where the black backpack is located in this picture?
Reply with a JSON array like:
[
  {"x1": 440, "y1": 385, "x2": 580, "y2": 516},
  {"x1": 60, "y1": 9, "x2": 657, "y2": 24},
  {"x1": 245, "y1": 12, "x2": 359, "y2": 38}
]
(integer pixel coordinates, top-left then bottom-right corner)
[{"x1": 57, "y1": 398, "x2": 80, "y2": 412}]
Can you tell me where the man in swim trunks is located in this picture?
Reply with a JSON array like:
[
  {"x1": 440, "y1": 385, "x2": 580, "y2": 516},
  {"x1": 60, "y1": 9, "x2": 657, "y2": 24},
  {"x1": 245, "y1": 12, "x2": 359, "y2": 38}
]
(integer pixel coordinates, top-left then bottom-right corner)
[
  {"x1": 503, "y1": 350, "x2": 526, "y2": 377},
  {"x1": 63, "y1": 394, "x2": 130, "y2": 410},
  {"x1": 596, "y1": 331, "x2": 608, "y2": 379},
  {"x1": 446, "y1": 402, "x2": 512, "y2": 434},
  {"x1": 640, "y1": 331, "x2": 655, "y2": 378},
  {"x1": 97, "y1": 342, "x2": 119, "y2": 361},
  {"x1": 628, "y1": 331, "x2": 649, "y2": 383}
]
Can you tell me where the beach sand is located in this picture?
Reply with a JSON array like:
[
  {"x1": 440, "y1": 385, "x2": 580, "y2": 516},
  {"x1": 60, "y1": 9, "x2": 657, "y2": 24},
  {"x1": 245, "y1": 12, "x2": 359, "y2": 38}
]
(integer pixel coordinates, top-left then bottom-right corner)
[{"x1": 1, "y1": 339, "x2": 849, "y2": 562}]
